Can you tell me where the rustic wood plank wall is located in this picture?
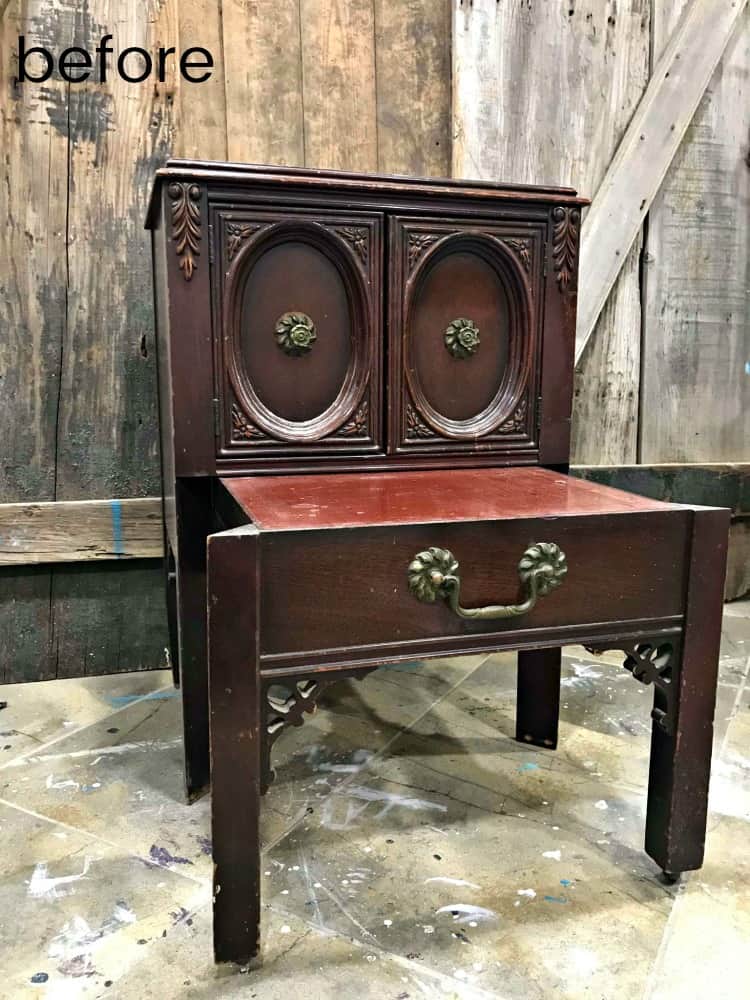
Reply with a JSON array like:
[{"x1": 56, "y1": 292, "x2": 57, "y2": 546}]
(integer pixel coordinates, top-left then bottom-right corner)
[
  {"x1": 641, "y1": 1, "x2": 749, "y2": 462},
  {"x1": 453, "y1": 0, "x2": 651, "y2": 466},
  {"x1": 453, "y1": 0, "x2": 749, "y2": 467},
  {"x1": 0, "y1": 0, "x2": 451, "y2": 682}
]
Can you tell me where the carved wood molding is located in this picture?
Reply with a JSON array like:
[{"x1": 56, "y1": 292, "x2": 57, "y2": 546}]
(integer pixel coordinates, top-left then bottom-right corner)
[
  {"x1": 498, "y1": 396, "x2": 528, "y2": 434},
  {"x1": 503, "y1": 238, "x2": 531, "y2": 273},
  {"x1": 551, "y1": 206, "x2": 580, "y2": 292},
  {"x1": 231, "y1": 402, "x2": 267, "y2": 442},
  {"x1": 405, "y1": 400, "x2": 436, "y2": 439},
  {"x1": 168, "y1": 182, "x2": 201, "y2": 281},
  {"x1": 226, "y1": 222, "x2": 262, "y2": 262},
  {"x1": 334, "y1": 225, "x2": 368, "y2": 265},
  {"x1": 584, "y1": 638, "x2": 680, "y2": 734},
  {"x1": 407, "y1": 232, "x2": 440, "y2": 272},
  {"x1": 338, "y1": 399, "x2": 369, "y2": 438}
]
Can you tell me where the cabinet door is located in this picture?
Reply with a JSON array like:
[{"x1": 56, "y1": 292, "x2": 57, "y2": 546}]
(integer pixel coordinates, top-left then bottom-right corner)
[
  {"x1": 389, "y1": 216, "x2": 543, "y2": 460},
  {"x1": 214, "y1": 208, "x2": 382, "y2": 467}
]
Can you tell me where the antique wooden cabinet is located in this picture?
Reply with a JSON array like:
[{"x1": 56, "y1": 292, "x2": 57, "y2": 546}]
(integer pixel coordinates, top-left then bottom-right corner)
[{"x1": 147, "y1": 160, "x2": 729, "y2": 967}]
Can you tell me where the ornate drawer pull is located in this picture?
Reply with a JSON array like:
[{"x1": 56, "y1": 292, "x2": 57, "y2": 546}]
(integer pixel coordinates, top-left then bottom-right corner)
[
  {"x1": 275, "y1": 312, "x2": 316, "y2": 356},
  {"x1": 407, "y1": 542, "x2": 567, "y2": 620}
]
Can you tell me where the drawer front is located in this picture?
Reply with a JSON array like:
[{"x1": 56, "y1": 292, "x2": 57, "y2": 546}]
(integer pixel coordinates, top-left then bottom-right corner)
[
  {"x1": 214, "y1": 207, "x2": 383, "y2": 463},
  {"x1": 260, "y1": 512, "x2": 690, "y2": 659},
  {"x1": 388, "y1": 215, "x2": 545, "y2": 458}
]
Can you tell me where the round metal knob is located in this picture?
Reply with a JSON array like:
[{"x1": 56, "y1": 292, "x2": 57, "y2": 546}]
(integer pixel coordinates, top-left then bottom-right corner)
[
  {"x1": 275, "y1": 312, "x2": 316, "y2": 357},
  {"x1": 444, "y1": 318, "x2": 480, "y2": 359}
]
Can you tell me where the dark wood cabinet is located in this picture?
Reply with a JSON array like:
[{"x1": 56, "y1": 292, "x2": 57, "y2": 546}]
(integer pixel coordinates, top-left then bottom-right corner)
[{"x1": 148, "y1": 161, "x2": 729, "y2": 969}]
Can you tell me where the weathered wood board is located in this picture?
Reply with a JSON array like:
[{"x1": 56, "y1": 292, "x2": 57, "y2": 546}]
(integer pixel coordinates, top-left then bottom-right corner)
[
  {"x1": 452, "y1": 0, "x2": 650, "y2": 465},
  {"x1": 641, "y1": 1, "x2": 750, "y2": 462},
  {"x1": 0, "y1": 498, "x2": 163, "y2": 565}
]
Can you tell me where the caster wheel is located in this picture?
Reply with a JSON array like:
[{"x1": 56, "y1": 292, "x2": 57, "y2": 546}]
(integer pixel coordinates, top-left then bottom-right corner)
[{"x1": 661, "y1": 870, "x2": 681, "y2": 885}]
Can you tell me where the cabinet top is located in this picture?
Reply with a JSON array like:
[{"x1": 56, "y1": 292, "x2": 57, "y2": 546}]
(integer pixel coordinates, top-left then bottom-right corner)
[{"x1": 145, "y1": 158, "x2": 589, "y2": 228}]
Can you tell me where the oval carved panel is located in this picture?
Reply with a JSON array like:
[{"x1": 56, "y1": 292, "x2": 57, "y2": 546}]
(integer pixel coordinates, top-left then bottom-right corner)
[
  {"x1": 225, "y1": 221, "x2": 371, "y2": 442},
  {"x1": 405, "y1": 234, "x2": 532, "y2": 439}
]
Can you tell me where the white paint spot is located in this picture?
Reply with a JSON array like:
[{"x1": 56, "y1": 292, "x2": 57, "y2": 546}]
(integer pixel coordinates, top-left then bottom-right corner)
[
  {"x1": 595, "y1": 800, "x2": 609, "y2": 810},
  {"x1": 313, "y1": 882, "x2": 322, "y2": 888},
  {"x1": 45, "y1": 775, "x2": 80, "y2": 791},
  {"x1": 543, "y1": 850, "x2": 562, "y2": 861},
  {"x1": 280, "y1": 925, "x2": 291, "y2": 934},
  {"x1": 281, "y1": 890, "x2": 289, "y2": 895},
  {"x1": 435, "y1": 904, "x2": 497, "y2": 925},
  {"x1": 28, "y1": 857, "x2": 91, "y2": 899},
  {"x1": 383, "y1": 919, "x2": 392, "y2": 927},
  {"x1": 517, "y1": 888, "x2": 536, "y2": 899},
  {"x1": 469, "y1": 921, "x2": 478, "y2": 927},
  {"x1": 569, "y1": 947, "x2": 599, "y2": 975},
  {"x1": 423, "y1": 924, "x2": 435, "y2": 934},
  {"x1": 320, "y1": 784, "x2": 447, "y2": 831},
  {"x1": 425, "y1": 877, "x2": 480, "y2": 890}
]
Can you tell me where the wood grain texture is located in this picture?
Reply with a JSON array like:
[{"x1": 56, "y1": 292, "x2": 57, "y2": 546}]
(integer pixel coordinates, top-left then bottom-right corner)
[
  {"x1": 0, "y1": 1, "x2": 68, "y2": 504},
  {"x1": 641, "y1": 2, "x2": 750, "y2": 462},
  {"x1": 452, "y1": 0, "x2": 650, "y2": 464},
  {"x1": 301, "y1": 0, "x2": 377, "y2": 171},
  {"x1": 55, "y1": 0, "x2": 171, "y2": 500},
  {"x1": 577, "y1": 0, "x2": 748, "y2": 362},
  {"x1": 374, "y1": 0, "x2": 451, "y2": 176},
  {"x1": 174, "y1": 0, "x2": 227, "y2": 160},
  {"x1": 222, "y1": 0, "x2": 304, "y2": 164},
  {"x1": 0, "y1": 497, "x2": 163, "y2": 564}
]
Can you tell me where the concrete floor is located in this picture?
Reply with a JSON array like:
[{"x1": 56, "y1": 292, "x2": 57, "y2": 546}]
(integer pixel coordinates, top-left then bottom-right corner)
[{"x1": 0, "y1": 604, "x2": 748, "y2": 999}]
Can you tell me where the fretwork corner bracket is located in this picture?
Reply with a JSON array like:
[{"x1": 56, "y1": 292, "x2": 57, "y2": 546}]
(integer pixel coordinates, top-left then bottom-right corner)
[
  {"x1": 260, "y1": 668, "x2": 377, "y2": 793},
  {"x1": 584, "y1": 638, "x2": 679, "y2": 735}
]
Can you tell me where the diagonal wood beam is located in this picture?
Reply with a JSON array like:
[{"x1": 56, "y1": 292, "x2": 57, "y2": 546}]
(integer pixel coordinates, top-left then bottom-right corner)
[{"x1": 576, "y1": 0, "x2": 748, "y2": 364}]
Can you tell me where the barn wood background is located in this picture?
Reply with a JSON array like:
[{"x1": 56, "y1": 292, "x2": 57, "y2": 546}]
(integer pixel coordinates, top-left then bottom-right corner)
[{"x1": 0, "y1": 0, "x2": 747, "y2": 681}]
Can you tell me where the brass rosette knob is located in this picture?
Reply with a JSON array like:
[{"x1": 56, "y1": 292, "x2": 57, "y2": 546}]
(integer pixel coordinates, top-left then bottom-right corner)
[
  {"x1": 275, "y1": 312, "x2": 316, "y2": 357},
  {"x1": 444, "y1": 318, "x2": 480, "y2": 359}
]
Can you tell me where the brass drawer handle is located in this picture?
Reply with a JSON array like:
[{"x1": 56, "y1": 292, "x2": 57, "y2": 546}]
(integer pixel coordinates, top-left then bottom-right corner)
[{"x1": 407, "y1": 542, "x2": 567, "y2": 620}]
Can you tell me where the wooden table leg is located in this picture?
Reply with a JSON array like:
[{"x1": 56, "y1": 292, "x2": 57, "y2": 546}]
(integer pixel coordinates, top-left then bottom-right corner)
[
  {"x1": 207, "y1": 524, "x2": 263, "y2": 966},
  {"x1": 175, "y1": 478, "x2": 213, "y2": 801},
  {"x1": 645, "y1": 508, "x2": 729, "y2": 876},
  {"x1": 516, "y1": 647, "x2": 561, "y2": 749}
]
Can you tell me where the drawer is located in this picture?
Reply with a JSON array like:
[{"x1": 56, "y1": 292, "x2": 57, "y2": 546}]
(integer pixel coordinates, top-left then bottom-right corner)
[
  {"x1": 388, "y1": 215, "x2": 546, "y2": 459},
  {"x1": 259, "y1": 510, "x2": 690, "y2": 661},
  {"x1": 212, "y1": 207, "x2": 383, "y2": 462}
]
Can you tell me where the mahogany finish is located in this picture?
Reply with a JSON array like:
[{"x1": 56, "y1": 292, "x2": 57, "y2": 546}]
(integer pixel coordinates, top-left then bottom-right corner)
[
  {"x1": 221, "y1": 466, "x2": 674, "y2": 530},
  {"x1": 148, "y1": 160, "x2": 730, "y2": 967}
]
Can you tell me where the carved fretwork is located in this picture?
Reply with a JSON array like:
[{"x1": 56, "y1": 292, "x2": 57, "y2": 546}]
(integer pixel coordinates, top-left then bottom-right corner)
[
  {"x1": 335, "y1": 226, "x2": 368, "y2": 265},
  {"x1": 584, "y1": 638, "x2": 680, "y2": 734},
  {"x1": 231, "y1": 402, "x2": 267, "y2": 441},
  {"x1": 504, "y1": 238, "x2": 531, "y2": 273},
  {"x1": 551, "y1": 206, "x2": 580, "y2": 292},
  {"x1": 407, "y1": 232, "x2": 440, "y2": 271},
  {"x1": 338, "y1": 399, "x2": 369, "y2": 438},
  {"x1": 498, "y1": 396, "x2": 528, "y2": 434},
  {"x1": 260, "y1": 668, "x2": 377, "y2": 792},
  {"x1": 226, "y1": 222, "x2": 261, "y2": 261},
  {"x1": 168, "y1": 182, "x2": 201, "y2": 281},
  {"x1": 405, "y1": 401, "x2": 435, "y2": 439}
]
